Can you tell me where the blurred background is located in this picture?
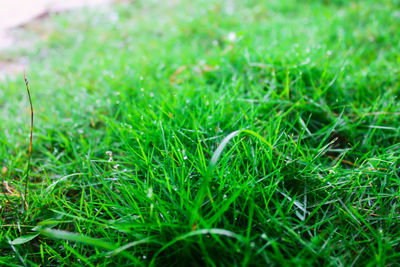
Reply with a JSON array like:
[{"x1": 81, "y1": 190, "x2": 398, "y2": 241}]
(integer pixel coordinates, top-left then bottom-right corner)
[{"x1": 0, "y1": 0, "x2": 115, "y2": 77}]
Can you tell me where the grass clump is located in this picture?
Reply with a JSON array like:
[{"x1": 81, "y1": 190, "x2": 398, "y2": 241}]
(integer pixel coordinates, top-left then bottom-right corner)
[{"x1": 1, "y1": 0, "x2": 400, "y2": 265}]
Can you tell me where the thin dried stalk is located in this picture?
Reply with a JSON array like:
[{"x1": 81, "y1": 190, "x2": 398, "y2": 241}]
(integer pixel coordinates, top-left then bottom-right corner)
[{"x1": 23, "y1": 71, "x2": 33, "y2": 211}]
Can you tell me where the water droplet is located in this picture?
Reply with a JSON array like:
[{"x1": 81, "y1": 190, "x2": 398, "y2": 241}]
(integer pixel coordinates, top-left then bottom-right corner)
[
  {"x1": 261, "y1": 233, "x2": 267, "y2": 239},
  {"x1": 228, "y1": 32, "x2": 236, "y2": 41},
  {"x1": 147, "y1": 187, "x2": 153, "y2": 198}
]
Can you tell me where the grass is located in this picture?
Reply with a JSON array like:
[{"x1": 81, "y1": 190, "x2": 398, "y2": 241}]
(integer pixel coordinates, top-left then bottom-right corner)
[{"x1": 1, "y1": 0, "x2": 400, "y2": 265}]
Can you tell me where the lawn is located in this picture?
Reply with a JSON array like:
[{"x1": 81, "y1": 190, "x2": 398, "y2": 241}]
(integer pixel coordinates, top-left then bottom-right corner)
[{"x1": 1, "y1": 0, "x2": 400, "y2": 265}]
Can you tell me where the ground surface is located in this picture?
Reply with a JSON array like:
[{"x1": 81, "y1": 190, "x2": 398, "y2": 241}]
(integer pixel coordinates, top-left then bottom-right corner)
[
  {"x1": 0, "y1": 0, "x2": 114, "y2": 77},
  {"x1": 1, "y1": 0, "x2": 400, "y2": 266}
]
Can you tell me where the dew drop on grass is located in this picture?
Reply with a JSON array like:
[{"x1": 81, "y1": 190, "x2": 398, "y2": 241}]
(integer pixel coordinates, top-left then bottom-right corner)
[
  {"x1": 261, "y1": 233, "x2": 267, "y2": 239},
  {"x1": 147, "y1": 187, "x2": 153, "y2": 198},
  {"x1": 228, "y1": 32, "x2": 236, "y2": 41}
]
